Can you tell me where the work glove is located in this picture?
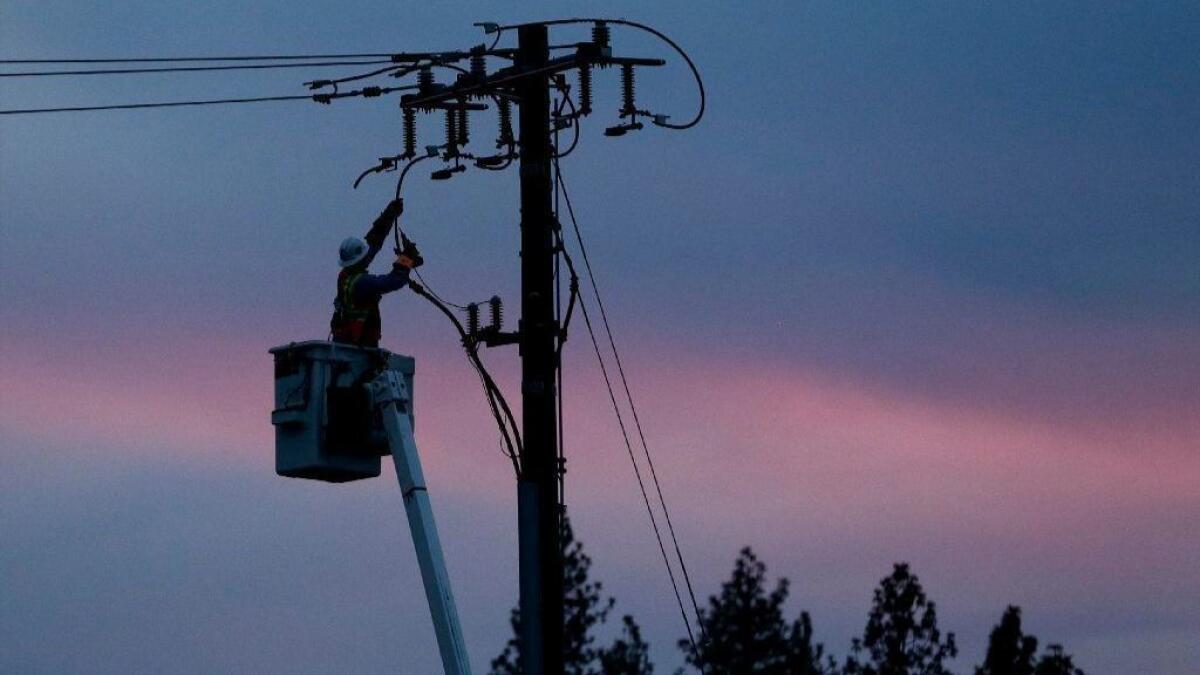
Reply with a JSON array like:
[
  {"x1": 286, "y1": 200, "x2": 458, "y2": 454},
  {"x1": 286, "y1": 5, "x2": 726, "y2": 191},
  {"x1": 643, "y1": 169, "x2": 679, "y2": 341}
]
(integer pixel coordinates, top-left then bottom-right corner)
[{"x1": 395, "y1": 233, "x2": 424, "y2": 270}]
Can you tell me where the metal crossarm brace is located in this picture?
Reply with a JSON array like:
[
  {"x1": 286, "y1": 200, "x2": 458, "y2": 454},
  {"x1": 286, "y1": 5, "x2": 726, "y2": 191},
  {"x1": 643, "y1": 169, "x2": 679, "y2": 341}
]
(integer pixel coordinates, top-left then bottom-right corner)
[{"x1": 399, "y1": 50, "x2": 664, "y2": 111}]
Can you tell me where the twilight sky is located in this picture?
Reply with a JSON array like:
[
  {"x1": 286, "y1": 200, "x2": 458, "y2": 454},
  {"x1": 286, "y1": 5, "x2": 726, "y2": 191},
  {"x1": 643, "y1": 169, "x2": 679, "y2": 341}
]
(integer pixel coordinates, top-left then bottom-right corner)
[{"x1": 2, "y1": 2, "x2": 1198, "y2": 673}]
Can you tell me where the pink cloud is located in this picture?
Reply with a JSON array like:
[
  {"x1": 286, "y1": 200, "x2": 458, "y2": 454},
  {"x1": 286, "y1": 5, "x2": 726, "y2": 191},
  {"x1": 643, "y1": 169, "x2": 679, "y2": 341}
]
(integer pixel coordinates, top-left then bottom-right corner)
[
  {"x1": 3, "y1": 326, "x2": 1194, "y2": 506},
  {"x1": 3, "y1": 317, "x2": 1196, "y2": 598}
]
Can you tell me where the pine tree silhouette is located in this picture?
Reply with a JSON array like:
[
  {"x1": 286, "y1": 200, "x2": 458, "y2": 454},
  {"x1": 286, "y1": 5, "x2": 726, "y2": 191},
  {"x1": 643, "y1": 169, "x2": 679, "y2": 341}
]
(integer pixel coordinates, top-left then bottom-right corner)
[
  {"x1": 489, "y1": 516, "x2": 652, "y2": 675},
  {"x1": 975, "y1": 605, "x2": 1086, "y2": 675},
  {"x1": 842, "y1": 563, "x2": 957, "y2": 675},
  {"x1": 598, "y1": 615, "x2": 654, "y2": 674},
  {"x1": 976, "y1": 606, "x2": 1038, "y2": 675},
  {"x1": 1033, "y1": 645, "x2": 1085, "y2": 675},
  {"x1": 679, "y1": 547, "x2": 834, "y2": 674}
]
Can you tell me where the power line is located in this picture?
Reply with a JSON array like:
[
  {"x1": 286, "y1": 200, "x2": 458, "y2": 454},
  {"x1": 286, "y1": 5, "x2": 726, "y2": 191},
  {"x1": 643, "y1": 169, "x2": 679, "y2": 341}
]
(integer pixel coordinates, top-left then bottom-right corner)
[
  {"x1": 570, "y1": 265, "x2": 699, "y2": 654},
  {"x1": 0, "y1": 53, "x2": 397, "y2": 64},
  {"x1": 0, "y1": 59, "x2": 393, "y2": 78},
  {"x1": 412, "y1": 269, "x2": 471, "y2": 312},
  {"x1": 0, "y1": 82, "x2": 416, "y2": 116},
  {"x1": 0, "y1": 94, "x2": 316, "y2": 116},
  {"x1": 553, "y1": 159, "x2": 707, "y2": 659}
]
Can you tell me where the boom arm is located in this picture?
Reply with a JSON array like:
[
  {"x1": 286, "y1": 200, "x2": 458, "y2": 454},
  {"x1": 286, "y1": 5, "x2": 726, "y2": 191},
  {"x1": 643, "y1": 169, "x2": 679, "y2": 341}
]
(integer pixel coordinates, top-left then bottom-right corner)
[{"x1": 366, "y1": 369, "x2": 472, "y2": 675}]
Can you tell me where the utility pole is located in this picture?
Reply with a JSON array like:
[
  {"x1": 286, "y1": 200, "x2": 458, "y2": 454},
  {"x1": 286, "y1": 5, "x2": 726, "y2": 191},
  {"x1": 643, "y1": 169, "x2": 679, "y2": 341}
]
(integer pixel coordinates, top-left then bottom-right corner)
[
  {"x1": 514, "y1": 24, "x2": 564, "y2": 675},
  {"x1": 383, "y1": 22, "x2": 679, "y2": 673}
]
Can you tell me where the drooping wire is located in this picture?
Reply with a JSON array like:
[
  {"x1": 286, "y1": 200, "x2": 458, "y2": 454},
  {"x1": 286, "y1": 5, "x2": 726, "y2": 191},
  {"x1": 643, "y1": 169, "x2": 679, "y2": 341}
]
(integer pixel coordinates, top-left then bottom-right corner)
[
  {"x1": 394, "y1": 154, "x2": 435, "y2": 200},
  {"x1": 412, "y1": 269, "x2": 471, "y2": 312},
  {"x1": 552, "y1": 158, "x2": 704, "y2": 657},
  {"x1": 410, "y1": 281, "x2": 522, "y2": 476},
  {"x1": 1, "y1": 78, "x2": 416, "y2": 116},
  {"x1": 472, "y1": 363, "x2": 521, "y2": 469},
  {"x1": 0, "y1": 59, "x2": 394, "y2": 78},
  {"x1": 559, "y1": 246, "x2": 699, "y2": 657},
  {"x1": 391, "y1": 152, "x2": 520, "y2": 475},
  {"x1": 0, "y1": 53, "x2": 399, "y2": 64},
  {"x1": 392, "y1": 156, "x2": 471, "y2": 313},
  {"x1": 555, "y1": 158, "x2": 708, "y2": 648},
  {"x1": 495, "y1": 18, "x2": 705, "y2": 129},
  {"x1": 0, "y1": 93, "x2": 317, "y2": 116},
  {"x1": 417, "y1": 276, "x2": 520, "y2": 470}
]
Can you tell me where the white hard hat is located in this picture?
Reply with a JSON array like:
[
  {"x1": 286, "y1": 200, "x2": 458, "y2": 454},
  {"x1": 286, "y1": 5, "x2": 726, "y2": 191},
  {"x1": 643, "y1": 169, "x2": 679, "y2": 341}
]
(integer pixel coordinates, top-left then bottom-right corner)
[{"x1": 338, "y1": 237, "x2": 369, "y2": 268}]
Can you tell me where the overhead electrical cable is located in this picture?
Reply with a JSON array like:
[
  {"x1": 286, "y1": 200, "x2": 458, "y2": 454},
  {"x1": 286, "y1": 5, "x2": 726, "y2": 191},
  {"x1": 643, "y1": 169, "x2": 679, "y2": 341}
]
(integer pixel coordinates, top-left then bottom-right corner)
[
  {"x1": 0, "y1": 93, "x2": 316, "y2": 116},
  {"x1": 412, "y1": 270, "x2": 472, "y2": 312},
  {"x1": 564, "y1": 253, "x2": 699, "y2": 656},
  {"x1": 0, "y1": 59, "x2": 393, "y2": 78},
  {"x1": 554, "y1": 158, "x2": 709, "y2": 652},
  {"x1": 552, "y1": 159, "x2": 704, "y2": 660},
  {"x1": 0, "y1": 83, "x2": 417, "y2": 116},
  {"x1": 394, "y1": 154, "x2": 435, "y2": 200},
  {"x1": 473, "y1": 366, "x2": 521, "y2": 469},
  {"x1": 0, "y1": 53, "x2": 399, "y2": 64}
]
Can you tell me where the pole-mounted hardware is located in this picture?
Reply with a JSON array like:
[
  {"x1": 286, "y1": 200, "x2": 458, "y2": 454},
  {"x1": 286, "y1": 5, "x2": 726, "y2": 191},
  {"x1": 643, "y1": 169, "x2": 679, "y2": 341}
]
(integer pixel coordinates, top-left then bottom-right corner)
[
  {"x1": 321, "y1": 18, "x2": 698, "y2": 192},
  {"x1": 465, "y1": 295, "x2": 518, "y2": 348}
]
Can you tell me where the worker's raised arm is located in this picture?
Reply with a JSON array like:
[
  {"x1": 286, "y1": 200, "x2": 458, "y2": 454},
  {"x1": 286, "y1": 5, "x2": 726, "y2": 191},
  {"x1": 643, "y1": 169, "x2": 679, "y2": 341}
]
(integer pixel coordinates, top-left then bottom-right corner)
[
  {"x1": 350, "y1": 235, "x2": 424, "y2": 303},
  {"x1": 360, "y1": 198, "x2": 405, "y2": 267}
]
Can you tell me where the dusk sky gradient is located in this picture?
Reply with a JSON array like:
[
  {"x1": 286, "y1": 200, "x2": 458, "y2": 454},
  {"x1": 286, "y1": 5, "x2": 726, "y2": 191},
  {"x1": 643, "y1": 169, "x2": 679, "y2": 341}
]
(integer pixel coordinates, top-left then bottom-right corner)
[{"x1": 2, "y1": 2, "x2": 1198, "y2": 673}]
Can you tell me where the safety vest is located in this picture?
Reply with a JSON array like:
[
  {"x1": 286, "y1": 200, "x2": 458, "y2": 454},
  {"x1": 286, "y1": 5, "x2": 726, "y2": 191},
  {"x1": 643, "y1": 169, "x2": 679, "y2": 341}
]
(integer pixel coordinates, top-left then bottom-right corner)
[{"x1": 330, "y1": 269, "x2": 382, "y2": 347}]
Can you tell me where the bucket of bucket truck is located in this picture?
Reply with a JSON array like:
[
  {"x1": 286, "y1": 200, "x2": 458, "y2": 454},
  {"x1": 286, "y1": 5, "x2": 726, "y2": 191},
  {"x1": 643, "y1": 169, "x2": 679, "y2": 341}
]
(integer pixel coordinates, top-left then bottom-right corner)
[{"x1": 269, "y1": 340, "x2": 414, "y2": 483}]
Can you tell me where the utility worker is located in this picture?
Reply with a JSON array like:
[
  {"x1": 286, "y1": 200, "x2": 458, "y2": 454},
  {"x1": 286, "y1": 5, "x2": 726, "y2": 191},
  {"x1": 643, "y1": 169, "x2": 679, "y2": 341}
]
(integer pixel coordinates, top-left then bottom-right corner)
[{"x1": 330, "y1": 198, "x2": 423, "y2": 347}]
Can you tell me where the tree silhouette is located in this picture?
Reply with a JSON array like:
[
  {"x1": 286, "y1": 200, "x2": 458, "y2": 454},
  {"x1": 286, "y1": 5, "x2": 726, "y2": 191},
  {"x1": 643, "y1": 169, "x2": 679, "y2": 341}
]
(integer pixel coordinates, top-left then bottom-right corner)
[
  {"x1": 977, "y1": 606, "x2": 1038, "y2": 675},
  {"x1": 842, "y1": 563, "x2": 957, "y2": 675},
  {"x1": 486, "y1": 537, "x2": 1089, "y2": 675},
  {"x1": 975, "y1": 605, "x2": 1086, "y2": 675},
  {"x1": 789, "y1": 610, "x2": 839, "y2": 675},
  {"x1": 1033, "y1": 645, "x2": 1085, "y2": 675},
  {"x1": 597, "y1": 615, "x2": 654, "y2": 674},
  {"x1": 489, "y1": 516, "x2": 652, "y2": 675},
  {"x1": 679, "y1": 547, "x2": 834, "y2": 674}
]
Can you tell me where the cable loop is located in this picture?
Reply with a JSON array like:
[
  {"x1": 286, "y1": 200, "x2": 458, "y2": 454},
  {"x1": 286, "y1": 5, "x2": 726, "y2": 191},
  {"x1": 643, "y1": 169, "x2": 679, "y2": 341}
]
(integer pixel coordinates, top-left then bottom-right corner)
[{"x1": 494, "y1": 17, "x2": 706, "y2": 129}]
